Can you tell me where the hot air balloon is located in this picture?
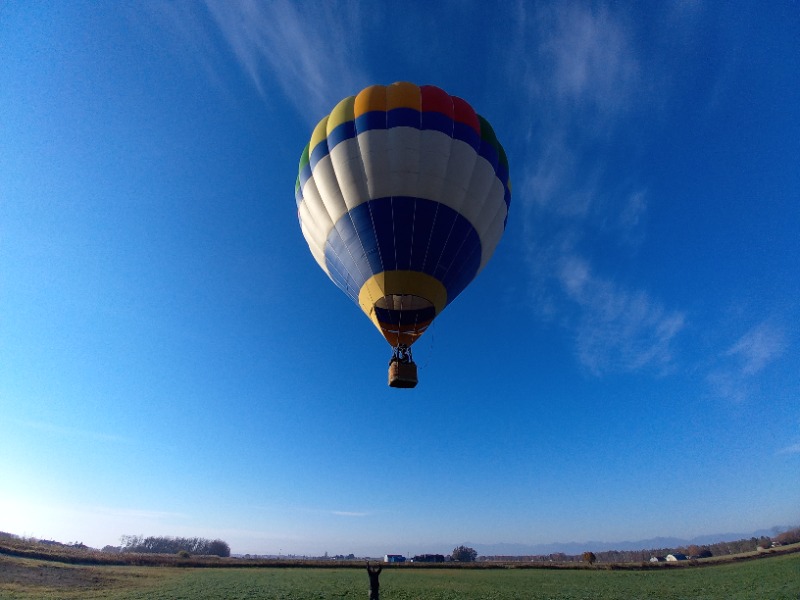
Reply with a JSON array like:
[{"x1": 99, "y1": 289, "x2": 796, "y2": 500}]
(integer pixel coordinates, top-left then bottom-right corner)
[{"x1": 295, "y1": 82, "x2": 511, "y2": 387}]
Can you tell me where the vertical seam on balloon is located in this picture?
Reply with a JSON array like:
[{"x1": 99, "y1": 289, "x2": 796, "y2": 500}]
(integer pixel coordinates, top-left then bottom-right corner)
[
  {"x1": 407, "y1": 87, "x2": 422, "y2": 279},
  {"x1": 430, "y1": 119, "x2": 477, "y2": 284},
  {"x1": 328, "y1": 129, "x2": 381, "y2": 312},
  {"x1": 315, "y1": 148, "x2": 371, "y2": 303},
  {"x1": 350, "y1": 149, "x2": 377, "y2": 313},
  {"x1": 408, "y1": 198, "x2": 419, "y2": 338},
  {"x1": 301, "y1": 177, "x2": 337, "y2": 279},
  {"x1": 430, "y1": 215, "x2": 459, "y2": 293},
  {"x1": 360, "y1": 208, "x2": 383, "y2": 319},
  {"x1": 297, "y1": 208, "x2": 326, "y2": 275},
  {"x1": 444, "y1": 144, "x2": 491, "y2": 278},
  {"x1": 342, "y1": 210, "x2": 374, "y2": 302},
  {"x1": 421, "y1": 202, "x2": 440, "y2": 278},
  {"x1": 417, "y1": 90, "x2": 454, "y2": 311},
  {"x1": 321, "y1": 132, "x2": 375, "y2": 302},
  {"x1": 353, "y1": 92, "x2": 389, "y2": 316},
  {"x1": 389, "y1": 195, "x2": 402, "y2": 344},
  {"x1": 468, "y1": 162, "x2": 506, "y2": 270},
  {"x1": 355, "y1": 135, "x2": 384, "y2": 315},
  {"x1": 366, "y1": 202, "x2": 384, "y2": 274},
  {"x1": 477, "y1": 199, "x2": 507, "y2": 273},
  {"x1": 345, "y1": 125, "x2": 380, "y2": 266},
  {"x1": 439, "y1": 230, "x2": 481, "y2": 303},
  {"x1": 321, "y1": 218, "x2": 358, "y2": 303},
  {"x1": 385, "y1": 84, "x2": 398, "y2": 280}
]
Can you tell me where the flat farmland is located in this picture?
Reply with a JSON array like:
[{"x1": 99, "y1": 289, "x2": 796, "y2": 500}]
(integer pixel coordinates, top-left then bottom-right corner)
[{"x1": 1, "y1": 552, "x2": 799, "y2": 600}]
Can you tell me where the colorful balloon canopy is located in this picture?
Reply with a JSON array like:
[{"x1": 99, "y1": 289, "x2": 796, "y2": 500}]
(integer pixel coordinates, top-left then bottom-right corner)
[{"x1": 295, "y1": 82, "x2": 511, "y2": 348}]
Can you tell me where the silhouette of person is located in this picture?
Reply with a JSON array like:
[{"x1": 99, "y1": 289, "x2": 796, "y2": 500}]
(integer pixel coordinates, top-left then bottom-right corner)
[{"x1": 366, "y1": 561, "x2": 382, "y2": 599}]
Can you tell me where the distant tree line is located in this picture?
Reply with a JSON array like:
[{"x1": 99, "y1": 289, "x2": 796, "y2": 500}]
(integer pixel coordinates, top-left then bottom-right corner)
[
  {"x1": 113, "y1": 535, "x2": 230, "y2": 557},
  {"x1": 412, "y1": 553, "x2": 446, "y2": 563},
  {"x1": 479, "y1": 527, "x2": 800, "y2": 563}
]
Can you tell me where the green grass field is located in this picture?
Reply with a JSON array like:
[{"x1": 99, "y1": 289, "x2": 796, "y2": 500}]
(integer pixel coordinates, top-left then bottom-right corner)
[{"x1": 1, "y1": 552, "x2": 799, "y2": 600}]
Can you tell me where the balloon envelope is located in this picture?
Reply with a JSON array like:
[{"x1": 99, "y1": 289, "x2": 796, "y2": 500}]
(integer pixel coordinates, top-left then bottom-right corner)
[{"x1": 295, "y1": 82, "x2": 511, "y2": 347}]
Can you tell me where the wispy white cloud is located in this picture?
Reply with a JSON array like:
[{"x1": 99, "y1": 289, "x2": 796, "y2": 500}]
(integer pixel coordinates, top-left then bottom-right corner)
[
  {"x1": 510, "y1": 3, "x2": 683, "y2": 375},
  {"x1": 559, "y1": 255, "x2": 685, "y2": 375},
  {"x1": 249, "y1": 504, "x2": 375, "y2": 519},
  {"x1": 136, "y1": 1, "x2": 227, "y2": 90},
  {"x1": 725, "y1": 321, "x2": 787, "y2": 376},
  {"x1": 203, "y1": 0, "x2": 368, "y2": 122},
  {"x1": 18, "y1": 420, "x2": 132, "y2": 445},
  {"x1": 777, "y1": 442, "x2": 800, "y2": 455},
  {"x1": 141, "y1": 0, "x2": 369, "y2": 122},
  {"x1": 541, "y1": 4, "x2": 640, "y2": 116},
  {"x1": 706, "y1": 320, "x2": 788, "y2": 402},
  {"x1": 330, "y1": 510, "x2": 371, "y2": 518},
  {"x1": 704, "y1": 369, "x2": 750, "y2": 404},
  {"x1": 92, "y1": 506, "x2": 190, "y2": 521}
]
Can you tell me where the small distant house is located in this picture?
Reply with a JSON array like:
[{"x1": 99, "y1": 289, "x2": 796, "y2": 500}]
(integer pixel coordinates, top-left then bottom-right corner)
[
  {"x1": 666, "y1": 553, "x2": 688, "y2": 561},
  {"x1": 384, "y1": 554, "x2": 406, "y2": 563}
]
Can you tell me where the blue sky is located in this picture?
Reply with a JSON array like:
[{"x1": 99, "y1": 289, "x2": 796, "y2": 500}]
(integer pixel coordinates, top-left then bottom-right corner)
[{"x1": 1, "y1": 1, "x2": 798, "y2": 557}]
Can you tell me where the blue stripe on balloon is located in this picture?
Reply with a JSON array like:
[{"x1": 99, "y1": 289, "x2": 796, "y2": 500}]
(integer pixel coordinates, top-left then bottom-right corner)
[
  {"x1": 387, "y1": 107, "x2": 420, "y2": 129},
  {"x1": 453, "y1": 121, "x2": 481, "y2": 151},
  {"x1": 299, "y1": 162, "x2": 312, "y2": 192},
  {"x1": 355, "y1": 111, "x2": 386, "y2": 134},
  {"x1": 327, "y1": 120, "x2": 357, "y2": 149},
  {"x1": 319, "y1": 110, "x2": 505, "y2": 203},
  {"x1": 309, "y1": 140, "x2": 330, "y2": 170},
  {"x1": 323, "y1": 197, "x2": 482, "y2": 307},
  {"x1": 421, "y1": 111, "x2": 454, "y2": 135},
  {"x1": 351, "y1": 110, "x2": 482, "y2": 154}
]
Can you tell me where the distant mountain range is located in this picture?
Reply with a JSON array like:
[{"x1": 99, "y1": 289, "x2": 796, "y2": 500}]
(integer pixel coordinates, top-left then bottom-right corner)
[{"x1": 468, "y1": 527, "x2": 790, "y2": 556}]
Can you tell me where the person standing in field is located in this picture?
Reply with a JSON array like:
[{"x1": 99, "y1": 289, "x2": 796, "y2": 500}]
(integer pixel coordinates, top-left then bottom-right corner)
[{"x1": 366, "y1": 561, "x2": 382, "y2": 599}]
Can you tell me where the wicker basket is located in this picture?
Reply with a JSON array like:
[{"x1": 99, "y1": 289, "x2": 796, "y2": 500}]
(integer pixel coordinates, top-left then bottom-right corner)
[{"x1": 388, "y1": 360, "x2": 418, "y2": 388}]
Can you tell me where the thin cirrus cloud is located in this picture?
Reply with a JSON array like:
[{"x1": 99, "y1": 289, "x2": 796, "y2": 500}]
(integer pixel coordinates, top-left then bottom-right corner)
[
  {"x1": 539, "y1": 3, "x2": 641, "y2": 117},
  {"x1": 511, "y1": 4, "x2": 685, "y2": 375},
  {"x1": 706, "y1": 320, "x2": 788, "y2": 402},
  {"x1": 558, "y1": 255, "x2": 685, "y2": 375},
  {"x1": 725, "y1": 321, "x2": 788, "y2": 376},
  {"x1": 286, "y1": 506, "x2": 374, "y2": 519},
  {"x1": 18, "y1": 419, "x2": 132, "y2": 445},
  {"x1": 777, "y1": 443, "x2": 800, "y2": 455},
  {"x1": 202, "y1": 0, "x2": 368, "y2": 124},
  {"x1": 330, "y1": 510, "x2": 371, "y2": 518},
  {"x1": 93, "y1": 506, "x2": 190, "y2": 521}
]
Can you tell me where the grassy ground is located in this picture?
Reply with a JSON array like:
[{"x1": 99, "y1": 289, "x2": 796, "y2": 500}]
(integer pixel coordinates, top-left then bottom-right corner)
[{"x1": 1, "y1": 551, "x2": 799, "y2": 600}]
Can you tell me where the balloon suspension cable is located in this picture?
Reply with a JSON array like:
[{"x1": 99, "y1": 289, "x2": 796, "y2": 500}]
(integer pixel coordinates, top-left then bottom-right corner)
[{"x1": 390, "y1": 344, "x2": 414, "y2": 365}]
